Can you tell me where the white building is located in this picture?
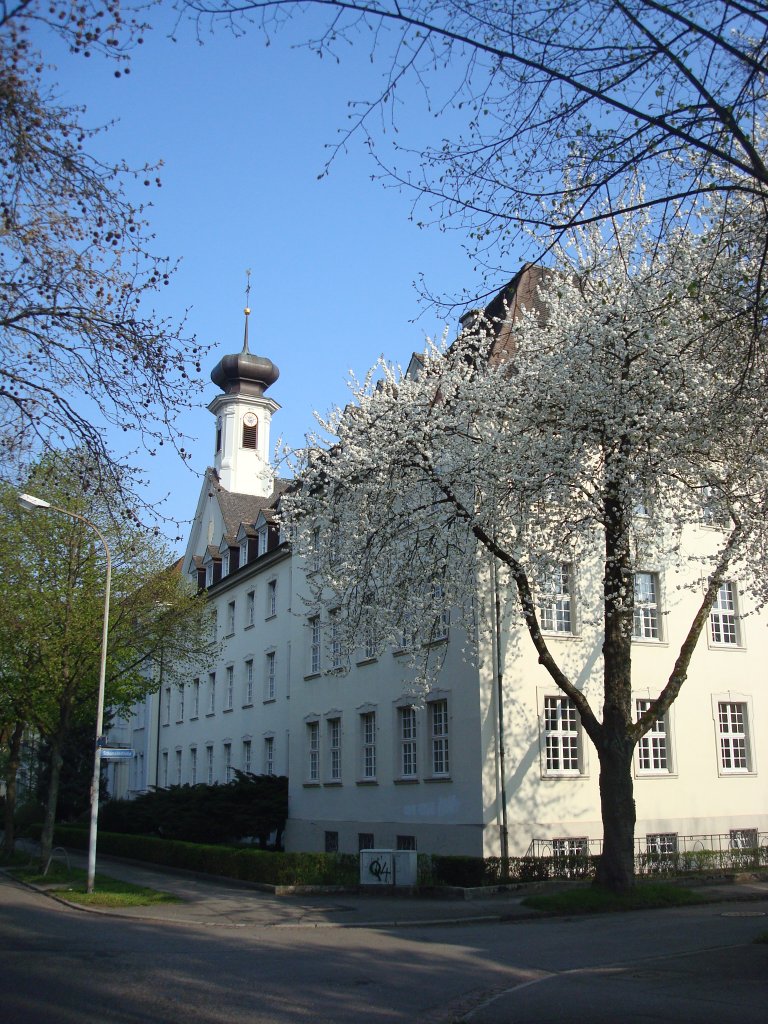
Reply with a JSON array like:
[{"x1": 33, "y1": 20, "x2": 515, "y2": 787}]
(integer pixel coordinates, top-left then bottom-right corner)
[{"x1": 124, "y1": 277, "x2": 767, "y2": 860}]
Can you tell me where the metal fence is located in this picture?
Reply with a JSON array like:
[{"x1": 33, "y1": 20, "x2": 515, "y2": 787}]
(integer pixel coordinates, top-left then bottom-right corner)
[{"x1": 525, "y1": 832, "x2": 768, "y2": 878}]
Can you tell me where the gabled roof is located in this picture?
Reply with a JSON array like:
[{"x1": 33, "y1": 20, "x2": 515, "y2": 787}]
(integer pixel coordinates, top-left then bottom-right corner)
[{"x1": 212, "y1": 473, "x2": 291, "y2": 535}]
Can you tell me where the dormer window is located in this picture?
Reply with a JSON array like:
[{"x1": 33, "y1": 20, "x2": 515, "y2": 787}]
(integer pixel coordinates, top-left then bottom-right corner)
[
  {"x1": 240, "y1": 538, "x2": 249, "y2": 566},
  {"x1": 242, "y1": 412, "x2": 258, "y2": 449},
  {"x1": 206, "y1": 563, "x2": 214, "y2": 587},
  {"x1": 222, "y1": 551, "x2": 230, "y2": 578},
  {"x1": 257, "y1": 526, "x2": 268, "y2": 556}
]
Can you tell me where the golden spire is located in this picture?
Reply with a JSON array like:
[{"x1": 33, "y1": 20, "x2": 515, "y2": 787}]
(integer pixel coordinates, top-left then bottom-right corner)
[{"x1": 242, "y1": 268, "x2": 252, "y2": 353}]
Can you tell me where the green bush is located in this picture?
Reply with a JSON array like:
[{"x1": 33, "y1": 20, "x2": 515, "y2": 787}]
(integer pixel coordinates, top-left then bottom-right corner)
[
  {"x1": 50, "y1": 825, "x2": 358, "y2": 886},
  {"x1": 98, "y1": 773, "x2": 288, "y2": 847}
]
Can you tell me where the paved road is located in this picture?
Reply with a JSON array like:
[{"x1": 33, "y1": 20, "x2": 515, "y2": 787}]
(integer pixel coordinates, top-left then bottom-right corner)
[{"x1": 1, "y1": 862, "x2": 766, "y2": 1023}]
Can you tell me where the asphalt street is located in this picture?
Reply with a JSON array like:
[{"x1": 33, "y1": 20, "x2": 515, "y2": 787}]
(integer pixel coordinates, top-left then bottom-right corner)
[{"x1": 1, "y1": 852, "x2": 766, "y2": 1023}]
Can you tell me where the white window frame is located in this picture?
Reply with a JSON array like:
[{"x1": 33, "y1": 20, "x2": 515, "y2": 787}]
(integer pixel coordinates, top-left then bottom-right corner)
[
  {"x1": 430, "y1": 583, "x2": 450, "y2": 642},
  {"x1": 309, "y1": 616, "x2": 321, "y2": 675},
  {"x1": 713, "y1": 696, "x2": 754, "y2": 774},
  {"x1": 710, "y1": 581, "x2": 741, "y2": 647},
  {"x1": 307, "y1": 721, "x2": 320, "y2": 782},
  {"x1": 257, "y1": 526, "x2": 268, "y2": 557},
  {"x1": 327, "y1": 717, "x2": 342, "y2": 782},
  {"x1": 646, "y1": 832, "x2": 678, "y2": 855},
  {"x1": 206, "y1": 745, "x2": 214, "y2": 785},
  {"x1": 224, "y1": 665, "x2": 234, "y2": 711},
  {"x1": 264, "y1": 650, "x2": 276, "y2": 701},
  {"x1": 538, "y1": 562, "x2": 573, "y2": 634},
  {"x1": 190, "y1": 747, "x2": 197, "y2": 786},
  {"x1": 223, "y1": 742, "x2": 232, "y2": 782},
  {"x1": 222, "y1": 550, "x2": 230, "y2": 578},
  {"x1": 635, "y1": 697, "x2": 672, "y2": 774},
  {"x1": 240, "y1": 538, "x2": 249, "y2": 567},
  {"x1": 226, "y1": 600, "x2": 236, "y2": 636},
  {"x1": 177, "y1": 685, "x2": 184, "y2": 723},
  {"x1": 398, "y1": 705, "x2": 418, "y2": 779},
  {"x1": 163, "y1": 686, "x2": 171, "y2": 726},
  {"x1": 192, "y1": 679, "x2": 200, "y2": 718},
  {"x1": 266, "y1": 578, "x2": 277, "y2": 618},
  {"x1": 246, "y1": 590, "x2": 255, "y2": 627},
  {"x1": 244, "y1": 659, "x2": 254, "y2": 705},
  {"x1": 632, "y1": 571, "x2": 661, "y2": 641},
  {"x1": 264, "y1": 735, "x2": 275, "y2": 776},
  {"x1": 541, "y1": 695, "x2": 583, "y2": 776},
  {"x1": 175, "y1": 749, "x2": 182, "y2": 786},
  {"x1": 429, "y1": 698, "x2": 450, "y2": 777},
  {"x1": 360, "y1": 710, "x2": 376, "y2": 781},
  {"x1": 207, "y1": 672, "x2": 216, "y2": 715},
  {"x1": 329, "y1": 610, "x2": 343, "y2": 670},
  {"x1": 242, "y1": 739, "x2": 252, "y2": 774}
]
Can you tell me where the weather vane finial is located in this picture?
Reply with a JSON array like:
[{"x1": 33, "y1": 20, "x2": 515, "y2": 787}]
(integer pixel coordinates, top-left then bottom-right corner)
[{"x1": 242, "y1": 268, "x2": 252, "y2": 353}]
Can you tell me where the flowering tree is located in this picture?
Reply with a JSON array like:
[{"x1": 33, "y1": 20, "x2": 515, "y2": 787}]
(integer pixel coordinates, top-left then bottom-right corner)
[
  {"x1": 283, "y1": 203, "x2": 768, "y2": 891},
  {"x1": 1, "y1": 1, "x2": 206, "y2": 512},
  {"x1": 183, "y1": 0, "x2": 768, "y2": 286}
]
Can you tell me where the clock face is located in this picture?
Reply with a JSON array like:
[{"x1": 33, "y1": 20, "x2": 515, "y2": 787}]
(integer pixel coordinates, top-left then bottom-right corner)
[{"x1": 243, "y1": 412, "x2": 258, "y2": 427}]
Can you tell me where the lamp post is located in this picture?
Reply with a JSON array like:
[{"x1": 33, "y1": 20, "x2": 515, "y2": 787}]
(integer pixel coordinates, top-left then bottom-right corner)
[{"x1": 18, "y1": 492, "x2": 112, "y2": 894}]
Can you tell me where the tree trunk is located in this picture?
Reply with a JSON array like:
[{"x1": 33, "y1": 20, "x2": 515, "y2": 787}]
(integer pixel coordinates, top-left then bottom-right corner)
[
  {"x1": 594, "y1": 737, "x2": 637, "y2": 890},
  {"x1": 39, "y1": 729, "x2": 65, "y2": 871},
  {"x1": 1, "y1": 721, "x2": 25, "y2": 856}
]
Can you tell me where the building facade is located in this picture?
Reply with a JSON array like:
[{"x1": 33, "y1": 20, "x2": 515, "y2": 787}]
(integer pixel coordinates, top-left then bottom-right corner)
[{"x1": 120, "y1": 277, "x2": 767, "y2": 860}]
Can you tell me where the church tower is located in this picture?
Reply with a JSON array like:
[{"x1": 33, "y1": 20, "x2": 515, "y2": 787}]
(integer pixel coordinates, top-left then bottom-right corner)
[{"x1": 208, "y1": 283, "x2": 280, "y2": 497}]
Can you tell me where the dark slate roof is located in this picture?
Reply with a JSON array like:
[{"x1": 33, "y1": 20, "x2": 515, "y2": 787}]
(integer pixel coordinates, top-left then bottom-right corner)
[
  {"x1": 208, "y1": 470, "x2": 291, "y2": 536},
  {"x1": 457, "y1": 263, "x2": 553, "y2": 366}
]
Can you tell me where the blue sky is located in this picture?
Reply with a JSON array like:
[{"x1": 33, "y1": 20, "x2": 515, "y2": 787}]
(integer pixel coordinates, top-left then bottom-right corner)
[{"x1": 30, "y1": 8, "x2": 516, "y2": 542}]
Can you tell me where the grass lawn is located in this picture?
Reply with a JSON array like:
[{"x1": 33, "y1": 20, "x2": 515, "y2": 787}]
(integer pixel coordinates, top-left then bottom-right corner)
[
  {"x1": 522, "y1": 882, "x2": 706, "y2": 914},
  {"x1": 4, "y1": 858, "x2": 180, "y2": 908}
]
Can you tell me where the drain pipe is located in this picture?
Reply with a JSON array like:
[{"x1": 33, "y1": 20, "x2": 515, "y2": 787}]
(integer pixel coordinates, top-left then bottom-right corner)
[{"x1": 491, "y1": 555, "x2": 509, "y2": 860}]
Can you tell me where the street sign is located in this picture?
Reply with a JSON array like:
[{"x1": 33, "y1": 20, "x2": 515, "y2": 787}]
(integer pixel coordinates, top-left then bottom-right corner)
[{"x1": 99, "y1": 747, "x2": 135, "y2": 760}]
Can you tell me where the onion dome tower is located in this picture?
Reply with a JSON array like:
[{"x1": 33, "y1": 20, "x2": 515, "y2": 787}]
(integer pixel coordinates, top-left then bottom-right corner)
[{"x1": 208, "y1": 272, "x2": 281, "y2": 497}]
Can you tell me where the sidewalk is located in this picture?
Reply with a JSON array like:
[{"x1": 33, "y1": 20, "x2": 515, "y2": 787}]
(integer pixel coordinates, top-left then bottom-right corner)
[{"x1": 6, "y1": 841, "x2": 768, "y2": 931}]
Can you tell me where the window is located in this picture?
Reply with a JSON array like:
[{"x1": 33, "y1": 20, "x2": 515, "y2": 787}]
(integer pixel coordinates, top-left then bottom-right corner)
[
  {"x1": 264, "y1": 651, "x2": 276, "y2": 701},
  {"x1": 730, "y1": 828, "x2": 758, "y2": 849},
  {"x1": 242, "y1": 739, "x2": 252, "y2": 774},
  {"x1": 226, "y1": 600, "x2": 236, "y2": 636},
  {"x1": 177, "y1": 685, "x2": 184, "y2": 722},
  {"x1": 325, "y1": 831, "x2": 339, "y2": 853},
  {"x1": 190, "y1": 747, "x2": 197, "y2": 785},
  {"x1": 223, "y1": 742, "x2": 232, "y2": 782},
  {"x1": 206, "y1": 563, "x2": 214, "y2": 588},
  {"x1": 363, "y1": 621, "x2": 376, "y2": 661},
  {"x1": 311, "y1": 526, "x2": 321, "y2": 572},
  {"x1": 552, "y1": 837, "x2": 588, "y2": 857},
  {"x1": 430, "y1": 583, "x2": 450, "y2": 641},
  {"x1": 361, "y1": 711, "x2": 376, "y2": 780},
  {"x1": 710, "y1": 581, "x2": 739, "y2": 646},
  {"x1": 163, "y1": 686, "x2": 171, "y2": 726},
  {"x1": 257, "y1": 526, "x2": 268, "y2": 557},
  {"x1": 224, "y1": 666, "x2": 234, "y2": 710},
  {"x1": 309, "y1": 616, "x2": 321, "y2": 674},
  {"x1": 430, "y1": 699, "x2": 450, "y2": 776},
  {"x1": 246, "y1": 590, "x2": 255, "y2": 627},
  {"x1": 646, "y1": 833, "x2": 678, "y2": 855},
  {"x1": 330, "y1": 610, "x2": 342, "y2": 669},
  {"x1": 398, "y1": 706, "x2": 418, "y2": 779},
  {"x1": 267, "y1": 579, "x2": 277, "y2": 617},
  {"x1": 175, "y1": 749, "x2": 182, "y2": 786},
  {"x1": 396, "y1": 835, "x2": 416, "y2": 851},
  {"x1": 264, "y1": 736, "x2": 274, "y2": 776},
  {"x1": 717, "y1": 701, "x2": 751, "y2": 772},
  {"x1": 240, "y1": 538, "x2": 249, "y2": 568},
  {"x1": 192, "y1": 679, "x2": 200, "y2": 718},
  {"x1": 161, "y1": 751, "x2": 168, "y2": 788},
  {"x1": 538, "y1": 563, "x2": 573, "y2": 633},
  {"x1": 242, "y1": 417, "x2": 258, "y2": 449},
  {"x1": 358, "y1": 833, "x2": 375, "y2": 851},
  {"x1": 207, "y1": 672, "x2": 216, "y2": 715},
  {"x1": 543, "y1": 696, "x2": 582, "y2": 775},
  {"x1": 633, "y1": 572, "x2": 660, "y2": 640},
  {"x1": 328, "y1": 717, "x2": 341, "y2": 781},
  {"x1": 307, "y1": 722, "x2": 320, "y2": 781},
  {"x1": 222, "y1": 551, "x2": 230, "y2": 578},
  {"x1": 206, "y1": 745, "x2": 214, "y2": 785},
  {"x1": 635, "y1": 699, "x2": 670, "y2": 773},
  {"x1": 245, "y1": 659, "x2": 254, "y2": 704}
]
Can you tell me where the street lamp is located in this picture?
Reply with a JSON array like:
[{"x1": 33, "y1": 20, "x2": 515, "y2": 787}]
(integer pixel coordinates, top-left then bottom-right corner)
[{"x1": 18, "y1": 492, "x2": 112, "y2": 894}]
